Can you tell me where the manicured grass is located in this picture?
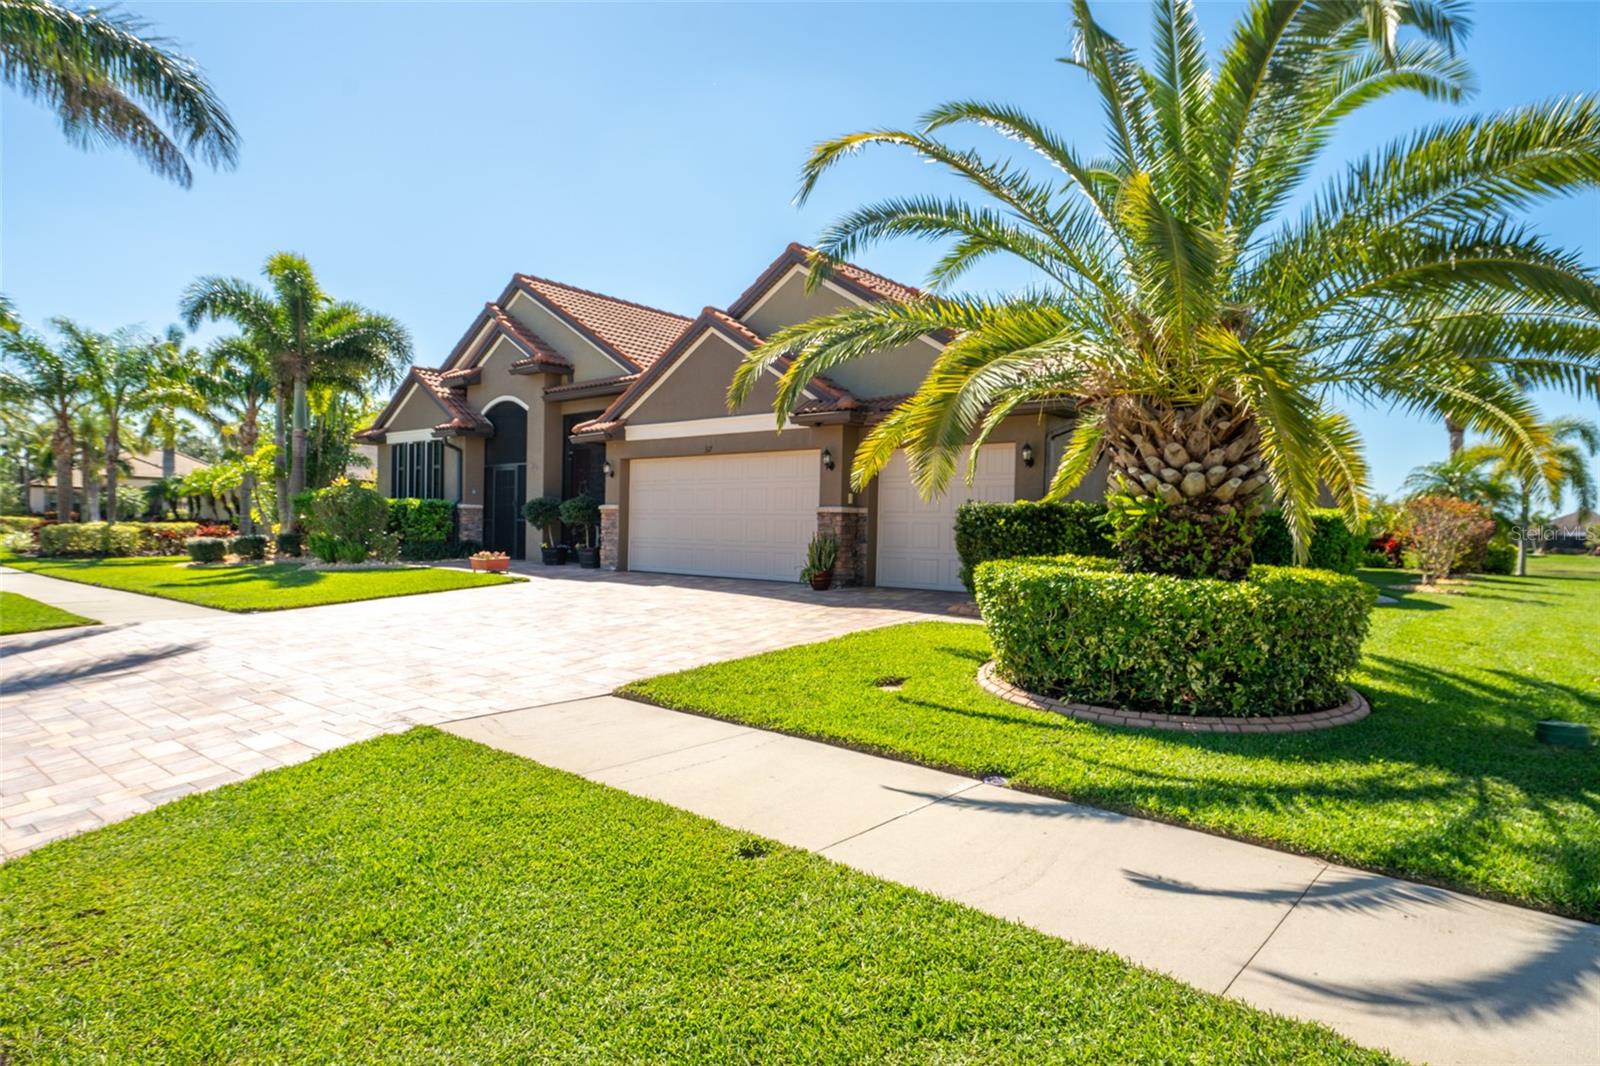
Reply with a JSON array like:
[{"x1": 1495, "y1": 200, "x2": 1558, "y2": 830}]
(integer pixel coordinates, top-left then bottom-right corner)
[
  {"x1": 625, "y1": 555, "x2": 1600, "y2": 919},
  {"x1": 0, "y1": 591, "x2": 96, "y2": 635},
  {"x1": 0, "y1": 730, "x2": 1387, "y2": 1064},
  {"x1": 1, "y1": 556, "x2": 517, "y2": 612}
]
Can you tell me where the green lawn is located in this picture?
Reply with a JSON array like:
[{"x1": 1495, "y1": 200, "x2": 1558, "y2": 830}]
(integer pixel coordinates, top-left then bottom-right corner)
[
  {"x1": 0, "y1": 591, "x2": 96, "y2": 635},
  {"x1": 1, "y1": 556, "x2": 517, "y2": 612},
  {"x1": 0, "y1": 730, "x2": 1387, "y2": 1064},
  {"x1": 625, "y1": 555, "x2": 1600, "y2": 920}
]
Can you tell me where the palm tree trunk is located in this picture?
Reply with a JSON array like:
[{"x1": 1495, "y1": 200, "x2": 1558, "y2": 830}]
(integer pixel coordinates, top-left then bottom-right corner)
[
  {"x1": 1102, "y1": 396, "x2": 1268, "y2": 579},
  {"x1": 275, "y1": 384, "x2": 291, "y2": 530},
  {"x1": 1516, "y1": 497, "x2": 1531, "y2": 577},
  {"x1": 52, "y1": 434, "x2": 73, "y2": 522},
  {"x1": 104, "y1": 424, "x2": 120, "y2": 522},
  {"x1": 80, "y1": 439, "x2": 100, "y2": 522},
  {"x1": 162, "y1": 440, "x2": 176, "y2": 480},
  {"x1": 1446, "y1": 418, "x2": 1465, "y2": 457},
  {"x1": 288, "y1": 373, "x2": 309, "y2": 529},
  {"x1": 238, "y1": 417, "x2": 258, "y2": 536}
]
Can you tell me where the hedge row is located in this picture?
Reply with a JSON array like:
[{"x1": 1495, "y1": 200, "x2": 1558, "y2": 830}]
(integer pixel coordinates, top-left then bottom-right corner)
[
  {"x1": 38, "y1": 522, "x2": 200, "y2": 558},
  {"x1": 386, "y1": 498, "x2": 459, "y2": 560},
  {"x1": 1252, "y1": 510, "x2": 1366, "y2": 574},
  {"x1": 956, "y1": 501, "x2": 1367, "y2": 586},
  {"x1": 954, "y1": 500, "x2": 1112, "y2": 591},
  {"x1": 974, "y1": 555, "x2": 1375, "y2": 717}
]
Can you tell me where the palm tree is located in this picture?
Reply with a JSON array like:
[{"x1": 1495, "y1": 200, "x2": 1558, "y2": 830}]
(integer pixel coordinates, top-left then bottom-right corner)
[
  {"x1": 732, "y1": 0, "x2": 1600, "y2": 574},
  {"x1": 180, "y1": 253, "x2": 412, "y2": 530},
  {"x1": 63, "y1": 321, "x2": 151, "y2": 522},
  {"x1": 1401, "y1": 446, "x2": 1512, "y2": 509},
  {"x1": 174, "y1": 334, "x2": 275, "y2": 533},
  {"x1": 142, "y1": 326, "x2": 201, "y2": 480},
  {"x1": 0, "y1": 323, "x2": 83, "y2": 519},
  {"x1": 73, "y1": 405, "x2": 105, "y2": 520},
  {"x1": 0, "y1": 0, "x2": 238, "y2": 187},
  {"x1": 1488, "y1": 416, "x2": 1599, "y2": 574}
]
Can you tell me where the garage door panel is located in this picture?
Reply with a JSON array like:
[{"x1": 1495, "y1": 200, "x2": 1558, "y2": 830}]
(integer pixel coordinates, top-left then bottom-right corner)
[
  {"x1": 629, "y1": 451, "x2": 819, "y2": 582},
  {"x1": 875, "y1": 445, "x2": 1015, "y2": 592}
]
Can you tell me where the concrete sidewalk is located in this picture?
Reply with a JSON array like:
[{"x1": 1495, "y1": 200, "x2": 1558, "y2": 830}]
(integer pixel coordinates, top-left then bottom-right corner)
[
  {"x1": 1, "y1": 566, "x2": 221, "y2": 623},
  {"x1": 444, "y1": 696, "x2": 1600, "y2": 1066}
]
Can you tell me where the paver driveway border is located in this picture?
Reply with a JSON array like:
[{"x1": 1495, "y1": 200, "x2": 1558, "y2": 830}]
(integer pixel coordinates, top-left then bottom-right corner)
[{"x1": 1, "y1": 564, "x2": 961, "y2": 857}]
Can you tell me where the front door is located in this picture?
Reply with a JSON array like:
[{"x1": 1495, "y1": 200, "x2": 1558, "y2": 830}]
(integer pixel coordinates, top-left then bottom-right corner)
[{"x1": 484, "y1": 464, "x2": 527, "y2": 558}]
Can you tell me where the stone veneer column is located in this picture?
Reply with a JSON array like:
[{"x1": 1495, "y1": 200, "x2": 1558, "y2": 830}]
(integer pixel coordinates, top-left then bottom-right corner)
[
  {"x1": 598, "y1": 504, "x2": 620, "y2": 570},
  {"x1": 816, "y1": 506, "x2": 868, "y2": 586},
  {"x1": 457, "y1": 503, "x2": 484, "y2": 544}
]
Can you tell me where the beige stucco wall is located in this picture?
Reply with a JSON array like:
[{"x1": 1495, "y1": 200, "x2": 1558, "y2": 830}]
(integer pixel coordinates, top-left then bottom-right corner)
[
  {"x1": 624, "y1": 331, "x2": 783, "y2": 426},
  {"x1": 504, "y1": 290, "x2": 636, "y2": 383},
  {"x1": 739, "y1": 268, "x2": 938, "y2": 400}
]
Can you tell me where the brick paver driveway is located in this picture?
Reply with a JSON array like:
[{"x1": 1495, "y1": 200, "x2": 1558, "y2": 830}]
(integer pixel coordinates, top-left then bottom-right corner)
[{"x1": 1, "y1": 567, "x2": 958, "y2": 858}]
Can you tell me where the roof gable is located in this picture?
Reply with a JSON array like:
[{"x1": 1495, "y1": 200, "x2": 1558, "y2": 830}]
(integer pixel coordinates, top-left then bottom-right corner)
[{"x1": 509, "y1": 275, "x2": 690, "y2": 372}]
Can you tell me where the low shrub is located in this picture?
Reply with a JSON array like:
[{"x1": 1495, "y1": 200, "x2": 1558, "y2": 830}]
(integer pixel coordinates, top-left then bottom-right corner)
[
  {"x1": 1, "y1": 530, "x2": 34, "y2": 554},
  {"x1": 304, "y1": 483, "x2": 391, "y2": 562},
  {"x1": 195, "y1": 523, "x2": 234, "y2": 539},
  {"x1": 953, "y1": 500, "x2": 1111, "y2": 591},
  {"x1": 1361, "y1": 549, "x2": 1396, "y2": 569},
  {"x1": 275, "y1": 531, "x2": 304, "y2": 557},
  {"x1": 1252, "y1": 509, "x2": 1366, "y2": 574},
  {"x1": 229, "y1": 534, "x2": 269, "y2": 561},
  {"x1": 185, "y1": 537, "x2": 228, "y2": 563},
  {"x1": 1107, "y1": 498, "x2": 1254, "y2": 579},
  {"x1": 1479, "y1": 541, "x2": 1516, "y2": 575},
  {"x1": 975, "y1": 554, "x2": 1375, "y2": 716},
  {"x1": 1403, "y1": 496, "x2": 1495, "y2": 582},
  {"x1": 134, "y1": 522, "x2": 199, "y2": 556},
  {"x1": 38, "y1": 522, "x2": 140, "y2": 557},
  {"x1": 0, "y1": 516, "x2": 46, "y2": 532},
  {"x1": 387, "y1": 498, "x2": 456, "y2": 559}
]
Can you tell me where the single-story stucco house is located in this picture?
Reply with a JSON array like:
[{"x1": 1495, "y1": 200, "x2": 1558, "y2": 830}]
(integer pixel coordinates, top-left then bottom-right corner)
[
  {"x1": 27, "y1": 449, "x2": 210, "y2": 516},
  {"x1": 356, "y1": 244, "x2": 1099, "y2": 591}
]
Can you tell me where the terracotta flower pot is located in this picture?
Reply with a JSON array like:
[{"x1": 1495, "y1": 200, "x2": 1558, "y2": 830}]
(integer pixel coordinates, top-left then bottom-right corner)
[{"x1": 471, "y1": 557, "x2": 510, "y2": 573}]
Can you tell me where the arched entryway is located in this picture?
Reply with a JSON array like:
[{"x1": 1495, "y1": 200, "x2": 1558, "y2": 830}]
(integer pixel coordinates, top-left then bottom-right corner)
[{"x1": 482, "y1": 399, "x2": 527, "y2": 558}]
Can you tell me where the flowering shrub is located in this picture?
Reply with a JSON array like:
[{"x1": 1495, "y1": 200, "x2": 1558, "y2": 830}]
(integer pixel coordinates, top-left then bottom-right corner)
[
  {"x1": 195, "y1": 523, "x2": 234, "y2": 539},
  {"x1": 1365, "y1": 533, "x2": 1404, "y2": 567},
  {"x1": 1403, "y1": 496, "x2": 1496, "y2": 583}
]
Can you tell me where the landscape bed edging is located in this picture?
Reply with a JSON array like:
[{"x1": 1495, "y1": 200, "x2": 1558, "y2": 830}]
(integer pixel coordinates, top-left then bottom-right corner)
[{"x1": 976, "y1": 660, "x2": 1370, "y2": 733}]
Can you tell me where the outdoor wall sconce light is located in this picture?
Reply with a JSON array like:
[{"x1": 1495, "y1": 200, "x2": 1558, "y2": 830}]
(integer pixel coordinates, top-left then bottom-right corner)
[
  {"x1": 822, "y1": 448, "x2": 835, "y2": 471},
  {"x1": 1021, "y1": 443, "x2": 1035, "y2": 467},
  {"x1": 603, "y1": 460, "x2": 615, "y2": 478}
]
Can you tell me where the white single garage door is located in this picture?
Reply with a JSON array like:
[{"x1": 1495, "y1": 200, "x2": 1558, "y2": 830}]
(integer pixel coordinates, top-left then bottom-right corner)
[
  {"x1": 876, "y1": 444, "x2": 1016, "y2": 591},
  {"x1": 629, "y1": 450, "x2": 819, "y2": 582}
]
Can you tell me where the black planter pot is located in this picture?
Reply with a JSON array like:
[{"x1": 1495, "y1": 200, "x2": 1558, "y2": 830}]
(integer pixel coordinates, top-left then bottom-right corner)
[
  {"x1": 540, "y1": 546, "x2": 563, "y2": 565},
  {"x1": 556, "y1": 544, "x2": 573, "y2": 563},
  {"x1": 577, "y1": 546, "x2": 601, "y2": 569}
]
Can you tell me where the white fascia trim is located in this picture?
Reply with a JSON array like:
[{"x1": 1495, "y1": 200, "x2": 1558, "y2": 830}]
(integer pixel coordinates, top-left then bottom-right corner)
[
  {"x1": 446, "y1": 319, "x2": 498, "y2": 371},
  {"x1": 384, "y1": 428, "x2": 438, "y2": 444},
  {"x1": 481, "y1": 394, "x2": 529, "y2": 411},
  {"x1": 625, "y1": 413, "x2": 793, "y2": 441},
  {"x1": 617, "y1": 328, "x2": 815, "y2": 422},
  {"x1": 740, "y1": 263, "x2": 808, "y2": 321}
]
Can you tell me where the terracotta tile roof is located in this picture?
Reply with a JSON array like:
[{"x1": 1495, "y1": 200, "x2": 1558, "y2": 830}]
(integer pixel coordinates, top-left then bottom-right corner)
[
  {"x1": 570, "y1": 417, "x2": 623, "y2": 439},
  {"x1": 795, "y1": 244, "x2": 925, "y2": 304},
  {"x1": 728, "y1": 242, "x2": 929, "y2": 318},
  {"x1": 514, "y1": 275, "x2": 691, "y2": 371},
  {"x1": 794, "y1": 392, "x2": 909, "y2": 417},
  {"x1": 413, "y1": 368, "x2": 493, "y2": 435},
  {"x1": 485, "y1": 303, "x2": 571, "y2": 373},
  {"x1": 544, "y1": 373, "x2": 638, "y2": 396}
]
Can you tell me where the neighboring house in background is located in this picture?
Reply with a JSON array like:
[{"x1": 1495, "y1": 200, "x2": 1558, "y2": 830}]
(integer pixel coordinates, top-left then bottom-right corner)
[
  {"x1": 358, "y1": 244, "x2": 1098, "y2": 590},
  {"x1": 1544, "y1": 510, "x2": 1597, "y2": 553},
  {"x1": 27, "y1": 449, "x2": 209, "y2": 516}
]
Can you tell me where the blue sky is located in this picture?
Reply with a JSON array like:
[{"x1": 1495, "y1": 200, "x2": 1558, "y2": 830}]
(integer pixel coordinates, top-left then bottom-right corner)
[{"x1": 4, "y1": 1, "x2": 1597, "y2": 497}]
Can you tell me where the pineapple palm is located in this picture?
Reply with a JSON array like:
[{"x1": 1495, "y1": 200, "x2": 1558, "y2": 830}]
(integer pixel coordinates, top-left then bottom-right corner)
[{"x1": 731, "y1": 0, "x2": 1600, "y2": 572}]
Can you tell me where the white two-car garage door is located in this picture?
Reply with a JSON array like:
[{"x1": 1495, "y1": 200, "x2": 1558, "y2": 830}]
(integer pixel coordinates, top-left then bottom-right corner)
[
  {"x1": 628, "y1": 450, "x2": 819, "y2": 582},
  {"x1": 875, "y1": 444, "x2": 1016, "y2": 591}
]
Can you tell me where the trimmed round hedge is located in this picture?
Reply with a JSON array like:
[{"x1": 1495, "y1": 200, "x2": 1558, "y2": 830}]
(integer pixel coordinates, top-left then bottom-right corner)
[{"x1": 974, "y1": 554, "x2": 1375, "y2": 717}]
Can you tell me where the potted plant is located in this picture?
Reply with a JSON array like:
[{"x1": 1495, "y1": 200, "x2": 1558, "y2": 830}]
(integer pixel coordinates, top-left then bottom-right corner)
[
  {"x1": 470, "y1": 550, "x2": 510, "y2": 573},
  {"x1": 523, "y1": 496, "x2": 565, "y2": 565},
  {"x1": 800, "y1": 532, "x2": 839, "y2": 590},
  {"x1": 560, "y1": 494, "x2": 602, "y2": 568}
]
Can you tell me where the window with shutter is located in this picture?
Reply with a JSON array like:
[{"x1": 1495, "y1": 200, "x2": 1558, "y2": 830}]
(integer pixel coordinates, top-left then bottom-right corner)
[{"x1": 429, "y1": 440, "x2": 444, "y2": 498}]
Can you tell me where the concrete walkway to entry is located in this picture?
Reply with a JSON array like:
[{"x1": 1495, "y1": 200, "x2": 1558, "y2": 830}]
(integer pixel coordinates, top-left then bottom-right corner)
[{"x1": 444, "y1": 695, "x2": 1600, "y2": 1066}]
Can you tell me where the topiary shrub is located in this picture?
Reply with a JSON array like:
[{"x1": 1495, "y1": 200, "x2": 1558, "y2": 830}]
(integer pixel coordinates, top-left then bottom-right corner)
[
  {"x1": 38, "y1": 522, "x2": 141, "y2": 557},
  {"x1": 229, "y1": 534, "x2": 268, "y2": 561},
  {"x1": 560, "y1": 494, "x2": 601, "y2": 547},
  {"x1": 523, "y1": 496, "x2": 563, "y2": 549},
  {"x1": 953, "y1": 500, "x2": 1111, "y2": 591},
  {"x1": 275, "y1": 531, "x2": 304, "y2": 557},
  {"x1": 1252, "y1": 509, "x2": 1366, "y2": 574},
  {"x1": 185, "y1": 536, "x2": 228, "y2": 563},
  {"x1": 975, "y1": 554, "x2": 1374, "y2": 717},
  {"x1": 1106, "y1": 496, "x2": 1255, "y2": 580}
]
